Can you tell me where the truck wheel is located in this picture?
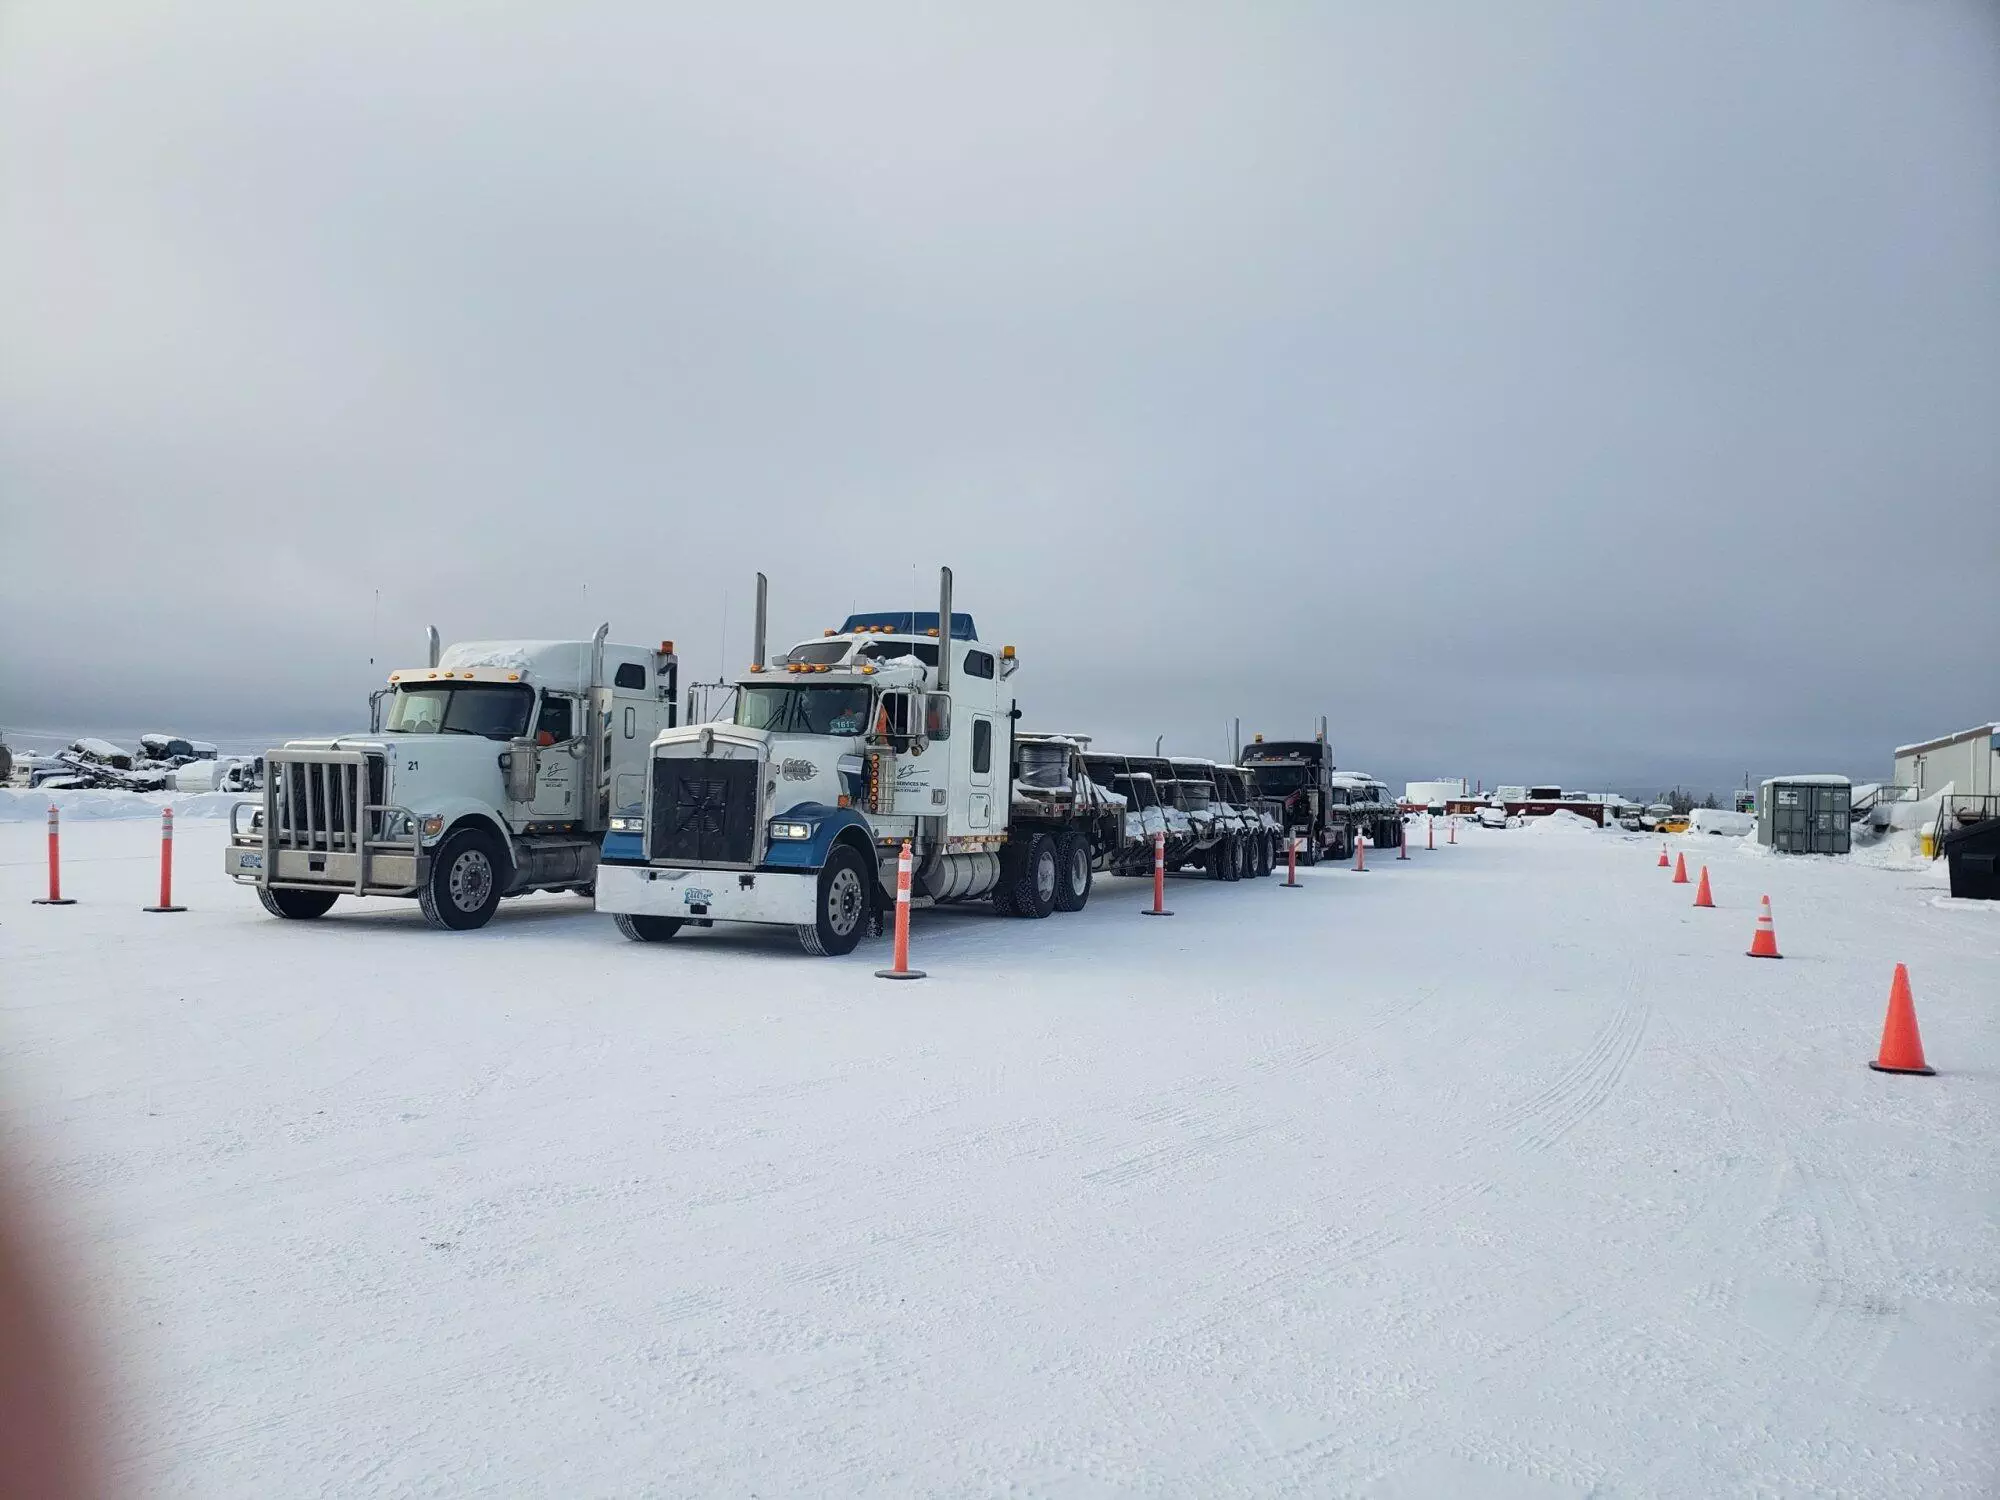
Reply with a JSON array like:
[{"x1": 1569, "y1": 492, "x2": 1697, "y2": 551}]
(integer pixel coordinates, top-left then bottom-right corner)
[
  {"x1": 992, "y1": 841, "x2": 1021, "y2": 915},
  {"x1": 257, "y1": 887, "x2": 338, "y2": 920},
  {"x1": 419, "y1": 826, "x2": 508, "y2": 931},
  {"x1": 1225, "y1": 835, "x2": 1246, "y2": 881},
  {"x1": 1053, "y1": 830, "x2": 1092, "y2": 912},
  {"x1": 1008, "y1": 833, "x2": 1059, "y2": 918},
  {"x1": 798, "y1": 844, "x2": 872, "y2": 956},
  {"x1": 1255, "y1": 833, "x2": 1274, "y2": 877},
  {"x1": 614, "y1": 912, "x2": 683, "y2": 943}
]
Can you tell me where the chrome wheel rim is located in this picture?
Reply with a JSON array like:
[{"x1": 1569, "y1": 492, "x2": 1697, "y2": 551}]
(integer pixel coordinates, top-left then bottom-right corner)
[
  {"x1": 1069, "y1": 845, "x2": 1088, "y2": 889},
  {"x1": 1035, "y1": 850, "x2": 1057, "y2": 903},
  {"x1": 827, "y1": 866, "x2": 864, "y2": 937},
  {"x1": 449, "y1": 849, "x2": 493, "y2": 912}
]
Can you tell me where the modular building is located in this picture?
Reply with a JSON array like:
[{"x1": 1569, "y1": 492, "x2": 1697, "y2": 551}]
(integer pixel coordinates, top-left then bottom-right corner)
[
  {"x1": 1757, "y1": 775, "x2": 1852, "y2": 854},
  {"x1": 1892, "y1": 722, "x2": 1999, "y2": 801},
  {"x1": 1404, "y1": 777, "x2": 1468, "y2": 809}
]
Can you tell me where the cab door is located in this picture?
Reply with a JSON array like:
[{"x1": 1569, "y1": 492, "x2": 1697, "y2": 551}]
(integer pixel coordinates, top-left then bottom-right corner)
[{"x1": 530, "y1": 692, "x2": 583, "y2": 820}]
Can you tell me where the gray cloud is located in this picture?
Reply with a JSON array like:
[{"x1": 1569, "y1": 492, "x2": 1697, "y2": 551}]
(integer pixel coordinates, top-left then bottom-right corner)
[{"x1": 3, "y1": 0, "x2": 1996, "y2": 795}]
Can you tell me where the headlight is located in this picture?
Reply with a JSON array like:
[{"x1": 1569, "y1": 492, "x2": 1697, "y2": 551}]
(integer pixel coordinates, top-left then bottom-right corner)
[
  {"x1": 769, "y1": 820, "x2": 814, "y2": 840},
  {"x1": 609, "y1": 816, "x2": 643, "y2": 833}
]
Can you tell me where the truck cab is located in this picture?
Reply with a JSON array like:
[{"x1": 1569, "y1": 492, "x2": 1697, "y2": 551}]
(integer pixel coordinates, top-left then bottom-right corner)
[
  {"x1": 226, "y1": 628, "x2": 679, "y2": 929},
  {"x1": 1239, "y1": 734, "x2": 1340, "y2": 862},
  {"x1": 595, "y1": 569, "x2": 1038, "y2": 956}
]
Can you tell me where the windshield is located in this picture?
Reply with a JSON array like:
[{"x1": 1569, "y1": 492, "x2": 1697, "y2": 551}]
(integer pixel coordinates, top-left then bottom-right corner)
[
  {"x1": 387, "y1": 684, "x2": 534, "y2": 739},
  {"x1": 1018, "y1": 744, "x2": 1073, "y2": 790},
  {"x1": 1248, "y1": 765, "x2": 1307, "y2": 794},
  {"x1": 735, "y1": 684, "x2": 873, "y2": 736}
]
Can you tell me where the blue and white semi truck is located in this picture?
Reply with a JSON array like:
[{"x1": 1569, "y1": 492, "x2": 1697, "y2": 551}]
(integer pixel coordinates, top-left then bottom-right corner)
[{"x1": 593, "y1": 568, "x2": 1113, "y2": 955}]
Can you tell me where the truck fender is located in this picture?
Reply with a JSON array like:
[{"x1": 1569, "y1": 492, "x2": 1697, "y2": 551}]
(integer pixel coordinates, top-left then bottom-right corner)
[
  {"x1": 425, "y1": 802, "x2": 520, "y2": 879},
  {"x1": 759, "y1": 803, "x2": 876, "y2": 875}
]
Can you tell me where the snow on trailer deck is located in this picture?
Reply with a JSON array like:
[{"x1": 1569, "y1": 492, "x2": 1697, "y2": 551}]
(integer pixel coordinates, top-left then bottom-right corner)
[{"x1": 2, "y1": 816, "x2": 1995, "y2": 1496}]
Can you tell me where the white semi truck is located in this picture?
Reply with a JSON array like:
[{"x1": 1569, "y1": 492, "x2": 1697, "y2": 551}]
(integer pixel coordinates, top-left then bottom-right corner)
[
  {"x1": 595, "y1": 568, "x2": 1127, "y2": 955},
  {"x1": 225, "y1": 628, "x2": 680, "y2": 929}
]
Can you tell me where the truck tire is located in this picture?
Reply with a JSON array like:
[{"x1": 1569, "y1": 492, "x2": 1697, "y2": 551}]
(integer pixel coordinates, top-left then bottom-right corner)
[
  {"x1": 419, "y1": 826, "x2": 507, "y2": 931},
  {"x1": 257, "y1": 887, "x2": 338, "y2": 920},
  {"x1": 1053, "y1": 830, "x2": 1092, "y2": 912},
  {"x1": 1225, "y1": 834, "x2": 1245, "y2": 881},
  {"x1": 798, "y1": 844, "x2": 872, "y2": 956},
  {"x1": 614, "y1": 912, "x2": 683, "y2": 943},
  {"x1": 1254, "y1": 833, "x2": 1274, "y2": 877},
  {"x1": 992, "y1": 840, "x2": 1022, "y2": 915},
  {"x1": 1007, "y1": 832, "x2": 1059, "y2": 918}
]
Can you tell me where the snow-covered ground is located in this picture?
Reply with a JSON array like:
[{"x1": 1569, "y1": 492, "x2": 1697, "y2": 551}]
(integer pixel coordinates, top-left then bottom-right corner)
[{"x1": 2, "y1": 817, "x2": 1994, "y2": 1496}]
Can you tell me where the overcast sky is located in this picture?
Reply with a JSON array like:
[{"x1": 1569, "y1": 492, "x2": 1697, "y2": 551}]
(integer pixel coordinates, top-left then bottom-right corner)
[{"x1": 2, "y1": 1, "x2": 1995, "y2": 795}]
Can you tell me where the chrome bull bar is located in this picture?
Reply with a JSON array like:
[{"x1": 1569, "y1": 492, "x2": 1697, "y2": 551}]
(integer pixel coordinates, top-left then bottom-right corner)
[{"x1": 231, "y1": 747, "x2": 421, "y2": 896}]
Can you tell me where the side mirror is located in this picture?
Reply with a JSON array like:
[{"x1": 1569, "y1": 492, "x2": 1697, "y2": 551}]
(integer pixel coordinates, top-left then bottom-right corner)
[{"x1": 502, "y1": 738, "x2": 538, "y2": 802}]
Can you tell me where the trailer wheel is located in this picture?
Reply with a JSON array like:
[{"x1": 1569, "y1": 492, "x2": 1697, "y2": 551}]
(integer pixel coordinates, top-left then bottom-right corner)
[
  {"x1": 1254, "y1": 833, "x2": 1274, "y2": 877},
  {"x1": 614, "y1": 912, "x2": 683, "y2": 943},
  {"x1": 1007, "y1": 833, "x2": 1058, "y2": 918},
  {"x1": 1053, "y1": 830, "x2": 1092, "y2": 912},
  {"x1": 419, "y1": 826, "x2": 507, "y2": 931},
  {"x1": 257, "y1": 887, "x2": 338, "y2": 920},
  {"x1": 798, "y1": 844, "x2": 872, "y2": 956}
]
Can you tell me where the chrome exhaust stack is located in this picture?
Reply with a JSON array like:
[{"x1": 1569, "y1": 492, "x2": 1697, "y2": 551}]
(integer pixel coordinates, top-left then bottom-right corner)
[
  {"x1": 752, "y1": 572, "x2": 769, "y2": 671},
  {"x1": 935, "y1": 566, "x2": 954, "y2": 691}
]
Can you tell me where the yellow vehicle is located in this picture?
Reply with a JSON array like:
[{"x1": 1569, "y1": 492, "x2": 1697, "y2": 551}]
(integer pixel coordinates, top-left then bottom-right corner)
[{"x1": 1656, "y1": 815, "x2": 1691, "y2": 834}]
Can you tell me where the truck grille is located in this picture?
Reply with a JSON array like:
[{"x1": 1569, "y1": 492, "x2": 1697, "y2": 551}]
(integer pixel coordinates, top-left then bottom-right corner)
[
  {"x1": 650, "y1": 756, "x2": 758, "y2": 864},
  {"x1": 271, "y1": 751, "x2": 388, "y2": 852}
]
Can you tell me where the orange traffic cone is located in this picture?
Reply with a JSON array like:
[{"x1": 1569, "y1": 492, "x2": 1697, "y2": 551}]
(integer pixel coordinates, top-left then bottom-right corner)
[
  {"x1": 1693, "y1": 866, "x2": 1714, "y2": 908},
  {"x1": 1746, "y1": 895, "x2": 1782, "y2": 958},
  {"x1": 1657, "y1": 843, "x2": 1670, "y2": 868},
  {"x1": 1868, "y1": 964, "x2": 1933, "y2": 1075},
  {"x1": 1672, "y1": 851, "x2": 1689, "y2": 884}
]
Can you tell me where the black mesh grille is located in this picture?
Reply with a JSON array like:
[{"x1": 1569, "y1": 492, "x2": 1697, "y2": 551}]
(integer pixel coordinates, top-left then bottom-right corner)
[{"x1": 650, "y1": 757, "x2": 758, "y2": 864}]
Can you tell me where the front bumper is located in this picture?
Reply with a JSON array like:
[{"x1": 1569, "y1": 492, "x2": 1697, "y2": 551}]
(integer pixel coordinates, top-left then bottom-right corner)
[
  {"x1": 225, "y1": 841, "x2": 424, "y2": 895},
  {"x1": 595, "y1": 861, "x2": 816, "y2": 926}
]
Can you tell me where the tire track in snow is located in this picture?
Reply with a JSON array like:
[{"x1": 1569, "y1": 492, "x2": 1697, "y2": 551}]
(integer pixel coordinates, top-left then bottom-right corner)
[{"x1": 1141, "y1": 976, "x2": 1650, "y2": 1365}]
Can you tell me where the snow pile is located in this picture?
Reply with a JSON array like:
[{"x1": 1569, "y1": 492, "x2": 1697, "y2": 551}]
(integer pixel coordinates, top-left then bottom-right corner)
[
  {"x1": 0, "y1": 787, "x2": 243, "y2": 822},
  {"x1": 435, "y1": 643, "x2": 534, "y2": 672},
  {"x1": 1521, "y1": 808, "x2": 1600, "y2": 835}
]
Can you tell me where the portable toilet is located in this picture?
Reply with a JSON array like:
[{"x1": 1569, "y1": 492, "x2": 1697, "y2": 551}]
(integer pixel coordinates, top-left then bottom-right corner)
[{"x1": 1757, "y1": 775, "x2": 1852, "y2": 854}]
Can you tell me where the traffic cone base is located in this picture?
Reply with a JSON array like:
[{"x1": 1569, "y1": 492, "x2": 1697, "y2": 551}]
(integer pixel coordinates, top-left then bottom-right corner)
[
  {"x1": 32, "y1": 898, "x2": 77, "y2": 906},
  {"x1": 875, "y1": 968, "x2": 928, "y2": 979},
  {"x1": 145, "y1": 905, "x2": 189, "y2": 914},
  {"x1": 1693, "y1": 866, "x2": 1715, "y2": 908},
  {"x1": 1868, "y1": 964, "x2": 1933, "y2": 1075},
  {"x1": 1672, "y1": 852, "x2": 1689, "y2": 884},
  {"x1": 1747, "y1": 895, "x2": 1782, "y2": 958}
]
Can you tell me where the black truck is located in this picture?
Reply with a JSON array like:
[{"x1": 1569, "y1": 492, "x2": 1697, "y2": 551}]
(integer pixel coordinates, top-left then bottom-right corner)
[{"x1": 1238, "y1": 734, "x2": 1345, "y2": 863}]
